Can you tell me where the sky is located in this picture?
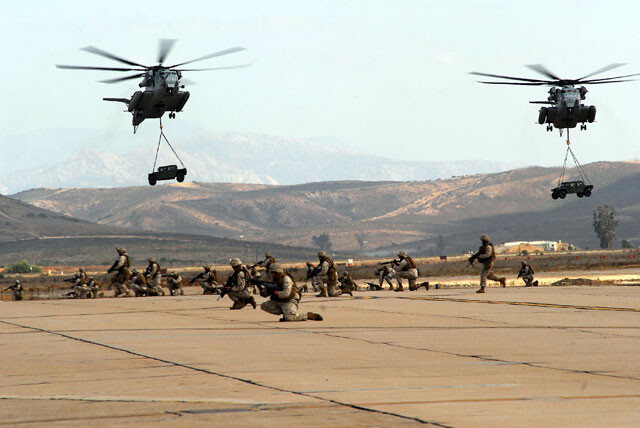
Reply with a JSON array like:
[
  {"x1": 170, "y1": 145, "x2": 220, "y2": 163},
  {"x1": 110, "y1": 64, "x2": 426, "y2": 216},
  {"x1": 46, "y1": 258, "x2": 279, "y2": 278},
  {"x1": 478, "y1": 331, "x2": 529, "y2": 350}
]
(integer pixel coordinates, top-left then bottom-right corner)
[{"x1": 2, "y1": 0, "x2": 640, "y2": 175}]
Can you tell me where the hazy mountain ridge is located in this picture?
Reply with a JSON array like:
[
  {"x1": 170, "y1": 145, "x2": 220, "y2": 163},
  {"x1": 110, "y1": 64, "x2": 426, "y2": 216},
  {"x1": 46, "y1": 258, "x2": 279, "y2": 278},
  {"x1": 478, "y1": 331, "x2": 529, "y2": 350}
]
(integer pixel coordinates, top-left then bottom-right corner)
[
  {"x1": 0, "y1": 132, "x2": 517, "y2": 194},
  {"x1": 13, "y1": 161, "x2": 640, "y2": 253}
]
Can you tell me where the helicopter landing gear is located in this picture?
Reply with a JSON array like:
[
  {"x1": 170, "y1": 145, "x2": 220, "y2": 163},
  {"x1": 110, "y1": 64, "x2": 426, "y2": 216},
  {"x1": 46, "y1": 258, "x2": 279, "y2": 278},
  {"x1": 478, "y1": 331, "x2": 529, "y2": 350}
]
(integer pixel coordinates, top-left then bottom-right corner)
[
  {"x1": 168, "y1": 112, "x2": 176, "y2": 119},
  {"x1": 580, "y1": 124, "x2": 587, "y2": 131},
  {"x1": 546, "y1": 125, "x2": 553, "y2": 132}
]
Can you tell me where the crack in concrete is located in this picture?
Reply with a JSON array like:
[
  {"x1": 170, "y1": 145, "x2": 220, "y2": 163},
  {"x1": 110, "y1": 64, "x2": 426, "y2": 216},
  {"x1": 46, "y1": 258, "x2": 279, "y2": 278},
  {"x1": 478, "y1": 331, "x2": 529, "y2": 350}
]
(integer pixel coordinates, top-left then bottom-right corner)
[{"x1": 0, "y1": 320, "x2": 452, "y2": 428}]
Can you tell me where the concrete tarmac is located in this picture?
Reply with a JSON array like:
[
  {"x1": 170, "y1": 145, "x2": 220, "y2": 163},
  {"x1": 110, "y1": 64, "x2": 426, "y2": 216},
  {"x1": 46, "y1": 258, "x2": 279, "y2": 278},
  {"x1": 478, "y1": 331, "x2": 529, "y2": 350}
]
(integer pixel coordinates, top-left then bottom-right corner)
[{"x1": 1, "y1": 285, "x2": 639, "y2": 427}]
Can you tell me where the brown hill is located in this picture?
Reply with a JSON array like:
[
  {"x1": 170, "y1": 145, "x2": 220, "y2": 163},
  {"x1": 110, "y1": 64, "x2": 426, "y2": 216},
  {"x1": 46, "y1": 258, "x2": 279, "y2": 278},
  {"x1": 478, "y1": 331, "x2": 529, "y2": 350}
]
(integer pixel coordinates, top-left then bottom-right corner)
[
  {"x1": 0, "y1": 194, "x2": 323, "y2": 267},
  {"x1": 12, "y1": 161, "x2": 640, "y2": 254}
]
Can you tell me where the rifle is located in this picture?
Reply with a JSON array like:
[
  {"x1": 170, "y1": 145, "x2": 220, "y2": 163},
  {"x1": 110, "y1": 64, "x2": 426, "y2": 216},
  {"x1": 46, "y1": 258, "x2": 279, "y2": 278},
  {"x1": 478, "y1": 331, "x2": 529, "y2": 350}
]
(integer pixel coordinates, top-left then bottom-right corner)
[
  {"x1": 189, "y1": 271, "x2": 205, "y2": 285},
  {"x1": 217, "y1": 276, "x2": 234, "y2": 300},
  {"x1": 306, "y1": 265, "x2": 321, "y2": 281},
  {"x1": 467, "y1": 255, "x2": 476, "y2": 267},
  {"x1": 4, "y1": 286, "x2": 13, "y2": 292},
  {"x1": 63, "y1": 277, "x2": 77, "y2": 283},
  {"x1": 365, "y1": 282, "x2": 382, "y2": 290},
  {"x1": 380, "y1": 259, "x2": 399, "y2": 265},
  {"x1": 249, "y1": 278, "x2": 280, "y2": 296}
]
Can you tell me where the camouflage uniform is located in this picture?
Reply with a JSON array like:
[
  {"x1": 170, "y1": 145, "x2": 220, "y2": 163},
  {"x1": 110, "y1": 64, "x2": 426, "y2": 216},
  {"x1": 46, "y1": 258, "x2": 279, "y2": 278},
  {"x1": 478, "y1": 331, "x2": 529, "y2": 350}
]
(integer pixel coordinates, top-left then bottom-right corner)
[
  {"x1": 72, "y1": 268, "x2": 90, "y2": 298},
  {"x1": 312, "y1": 251, "x2": 341, "y2": 297},
  {"x1": 226, "y1": 258, "x2": 256, "y2": 310},
  {"x1": 130, "y1": 269, "x2": 149, "y2": 297},
  {"x1": 376, "y1": 265, "x2": 396, "y2": 289},
  {"x1": 145, "y1": 258, "x2": 165, "y2": 296},
  {"x1": 260, "y1": 264, "x2": 322, "y2": 322},
  {"x1": 7, "y1": 280, "x2": 24, "y2": 301},
  {"x1": 107, "y1": 248, "x2": 132, "y2": 297},
  {"x1": 394, "y1": 251, "x2": 419, "y2": 292},
  {"x1": 338, "y1": 272, "x2": 356, "y2": 295},
  {"x1": 192, "y1": 266, "x2": 220, "y2": 295},
  {"x1": 85, "y1": 277, "x2": 99, "y2": 298},
  {"x1": 518, "y1": 262, "x2": 537, "y2": 287},
  {"x1": 469, "y1": 234, "x2": 506, "y2": 293},
  {"x1": 166, "y1": 273, "x2": 184, "y2": 296}
]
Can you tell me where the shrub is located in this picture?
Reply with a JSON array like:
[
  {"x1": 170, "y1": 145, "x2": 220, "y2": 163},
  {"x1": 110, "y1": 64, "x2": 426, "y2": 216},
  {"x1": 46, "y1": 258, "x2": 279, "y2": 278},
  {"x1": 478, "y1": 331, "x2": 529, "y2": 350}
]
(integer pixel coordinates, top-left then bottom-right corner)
[{"x1": 5, "y1": 260, "x2": 43, "y2": 274}]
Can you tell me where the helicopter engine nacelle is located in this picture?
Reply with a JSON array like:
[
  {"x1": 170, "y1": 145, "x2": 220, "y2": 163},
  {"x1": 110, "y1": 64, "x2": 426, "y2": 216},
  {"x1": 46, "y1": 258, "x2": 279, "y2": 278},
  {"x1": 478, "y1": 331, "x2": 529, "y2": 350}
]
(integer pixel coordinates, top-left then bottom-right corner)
[{"x1": 128, "y1": 91, "x2": 143, "y2": 112}]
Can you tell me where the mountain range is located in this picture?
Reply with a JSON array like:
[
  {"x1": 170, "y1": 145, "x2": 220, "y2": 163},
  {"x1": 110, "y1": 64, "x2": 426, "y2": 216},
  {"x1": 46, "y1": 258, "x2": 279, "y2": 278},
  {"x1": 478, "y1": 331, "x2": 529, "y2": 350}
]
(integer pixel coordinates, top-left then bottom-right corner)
[
  {"x1": 12, "y1": 161, "x2": 640, "y2": 255},
  {"x1": 0, "y1": 131, "x2": 518, "y2": 194}
]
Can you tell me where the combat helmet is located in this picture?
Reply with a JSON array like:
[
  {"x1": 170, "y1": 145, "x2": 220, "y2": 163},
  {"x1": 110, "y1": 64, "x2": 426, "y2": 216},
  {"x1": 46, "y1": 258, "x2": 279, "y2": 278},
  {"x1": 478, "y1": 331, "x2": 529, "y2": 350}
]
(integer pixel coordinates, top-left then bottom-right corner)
[
  {"x1": 397, "y1": 251, "x2": 407, "y2": 257},
  {"x1": 265, "y1": 252, "x2": 272, "y2": 258},
  {"x1": 148, "y1": 257, "x2": 156, "y2": 263},
  {"x1": 480, "y1": 234, "x2": 490, "y2": 242},
  {"x1": 306, "y1": 261, "x2": 313, "y2": 267},
  {"x1": 268, "y1": 263, "x2": 284, "y2": 274},
  {"x1": 229, "y1": 258, "x2": 242, "y2": 267},
  {"x1": 317, "y1": 250, "x2": 328, "y2": 258},
  {"x1": 116, "y1": 247, "x2": 127, "y2": 254}
]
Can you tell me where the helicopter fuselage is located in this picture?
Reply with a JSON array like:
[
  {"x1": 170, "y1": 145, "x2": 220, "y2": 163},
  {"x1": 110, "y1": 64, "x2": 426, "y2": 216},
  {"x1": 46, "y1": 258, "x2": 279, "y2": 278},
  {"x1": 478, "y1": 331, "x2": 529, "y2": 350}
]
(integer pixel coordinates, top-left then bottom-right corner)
[
  {"x1": 104, "y1": 68, "x2": 190, "y2": 130},
  {"x1": 536, "y1": 85, "x2": 596, "y2": 131}
]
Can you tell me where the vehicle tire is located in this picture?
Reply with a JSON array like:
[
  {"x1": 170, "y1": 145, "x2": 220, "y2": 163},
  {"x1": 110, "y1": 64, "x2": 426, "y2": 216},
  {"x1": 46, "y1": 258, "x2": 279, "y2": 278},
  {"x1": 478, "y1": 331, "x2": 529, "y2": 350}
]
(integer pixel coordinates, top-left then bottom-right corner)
[
  {"x1": 588, "y1": 105, "x2": 596, "y2": 123},
  {"x1": 558, "y1": 189, "x2": 567, "y2": 199},
  {"x1": 584, "y1": 188, "x2": 592, "y2": 197},
  {"x1": 176, "y1": 173, "x2": 185, "y2": 183},
  {"x1": 538, "y1": 107, "x2": 548, "y2": 125},
  {"x1": 148, "y1": 175, "x2": 157, "y2": 186},
  {"x1": 552, "y1": 190, "x2": 559, "y2": 200},
  {"x1": 577, "y1": 193, "x2": 584, "y2": 198}
]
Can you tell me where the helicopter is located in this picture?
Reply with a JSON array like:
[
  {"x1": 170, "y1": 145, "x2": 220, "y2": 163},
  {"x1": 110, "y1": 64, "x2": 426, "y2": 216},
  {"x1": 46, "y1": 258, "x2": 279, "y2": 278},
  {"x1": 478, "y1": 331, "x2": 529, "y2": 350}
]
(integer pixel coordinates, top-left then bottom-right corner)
[
  {"x1": 470, "y1": 64, "x2": 640, "y2": 135},
  {"x1": 57, "y1": 39, "x2": 249, "y2": 132}
]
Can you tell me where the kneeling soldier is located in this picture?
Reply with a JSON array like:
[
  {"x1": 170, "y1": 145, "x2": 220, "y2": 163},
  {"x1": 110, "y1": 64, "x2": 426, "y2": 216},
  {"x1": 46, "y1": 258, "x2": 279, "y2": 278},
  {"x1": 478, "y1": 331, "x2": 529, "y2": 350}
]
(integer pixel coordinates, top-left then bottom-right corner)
[
  {"x1": 338, "y1": 271, "x2": 356, "y2": 295},
  {"x1": 166, "y1": 273, "x2": 184, "y2": 296},
  {"x1": 395, "y1": 251, "x2": 428, "y2": 292},
  {"x1": 226, "y1": 258, "x2": 256, "y2": 310},
  {"x1": 107, "y1": 247, "x2": 133, "y2": 297},
  {"x1": 6, "y1": 280, "x2": 24, "y2": 301},
  {"x1": 518, "y1": 261, "x2": 538, "y2": 287},
  {"x1": 469, "y1": 234, "x2": 506, "y2": 293},
  {"x1": 260, "y1": 264, "x2": 323, "y2": 322}
]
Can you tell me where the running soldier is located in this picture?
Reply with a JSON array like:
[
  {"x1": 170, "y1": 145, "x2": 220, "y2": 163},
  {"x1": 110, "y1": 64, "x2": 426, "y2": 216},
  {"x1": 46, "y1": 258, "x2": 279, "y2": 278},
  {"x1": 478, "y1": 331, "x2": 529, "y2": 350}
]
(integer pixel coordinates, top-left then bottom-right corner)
[
  {"x1": 5, "y1": 280, "x2": 24, "y2": 301},
  {"x1": 144, "y1": 258, "x2": 165, "y2": 296},
  {"x1": 190, "y1": 265, "x2": 220, "y2": 295},
  {"x1": 394, "y1": 251, "x2": 428, "y2": 292},
  {"x1": 518, "y1": 261, "x2": 538, "y2": 287},
  {"x1": 469, "y1": 234, "x2": 506, "y2": 293},
  {"x1": 166, "y1": 273, "x2": 184, "y2": 296},
  {"x1": 260, "y1": 263, "x2": 323, "y2": 322},
  {"x1": 224, "y1": 258, "x2": 256, "y2": 310},
  {"x1": 107, "y1": 247, "x2": 132, "y2": 297}
]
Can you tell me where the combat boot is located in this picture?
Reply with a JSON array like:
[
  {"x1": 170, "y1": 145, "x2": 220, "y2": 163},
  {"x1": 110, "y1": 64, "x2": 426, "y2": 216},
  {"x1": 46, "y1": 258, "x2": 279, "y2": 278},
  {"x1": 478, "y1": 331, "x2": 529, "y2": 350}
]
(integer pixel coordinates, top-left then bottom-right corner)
[
  {"x1": 476, "y1": 287, "x2": 486, "y2": 294},
  {"x1": 394, "y1": 285, "x2": 404, "y2": 292},
  {"x1": 316, "y1": 288, "x2": 328, "y2": 297},
  {"x1": 307, "y1": 312, "x2": 323, "y2": 321},
  {"x1": 343, "y1": 286, "x2": 353, "y2": 296},
  {"x1": 229, "y1": 300, "x2": 244, "y2": 310},
  {"x1": 533, "y1": 280, "x2": 539, "y2": 287},
  {"x1": 248, "y1": 296, "x2": 257, "y2": 309},
  {"x1": 499, "y1": 278, "x2": 507, "y2": 288}
]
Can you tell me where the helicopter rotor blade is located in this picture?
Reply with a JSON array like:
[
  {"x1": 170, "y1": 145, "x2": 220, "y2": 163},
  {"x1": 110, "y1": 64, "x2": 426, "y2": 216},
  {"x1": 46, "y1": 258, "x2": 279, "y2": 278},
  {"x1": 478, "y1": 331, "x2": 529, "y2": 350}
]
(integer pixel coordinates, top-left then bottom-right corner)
[
  {"x1": 167, "y1": 47, "x2": 246, "y2": 68},
  {"x1": 175, "y1": 63, "x2": 252, "y2": 72},
  {"x1": 583, "y1": 79, "x2": 637, "y2": 85},
  {"x1": 158, "y1": 38, "x2": 177, "y2": 64},
  {"x1": 99, "y1": 73, "x2": 146, "y2": 84},
  {"x1": 81, "y1": 46, "x2": 148, "y2": 68},
  {"x1": 469, "y1": 71, "x2": 549, "y2": 83},
  {"x1": 526, "y1": 64, "x2": 561, "y2": 81},
  {"x1": 577, "y1": 63, "x2": 627, "y2": 80},
  {"x1": 476, "y1": 81, "x2": 547, "y2": 86},
  {"x1": 56, "y1": 64, "x2": 146, "y2": 72},
  {"x1": 580, "y1": 72, "x2": 640, "y2": 84}
]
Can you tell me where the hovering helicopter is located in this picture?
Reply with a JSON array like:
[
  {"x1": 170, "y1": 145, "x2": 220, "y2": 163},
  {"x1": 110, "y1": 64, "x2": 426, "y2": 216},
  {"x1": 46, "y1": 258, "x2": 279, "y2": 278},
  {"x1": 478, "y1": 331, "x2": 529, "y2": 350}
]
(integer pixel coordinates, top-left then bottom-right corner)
[
  {"x1": 470, "y1": 64, "x2": 639, "y2": 135},
  {"x1": 57, "y1": 39, "x2": 249, "y2": 132}
]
